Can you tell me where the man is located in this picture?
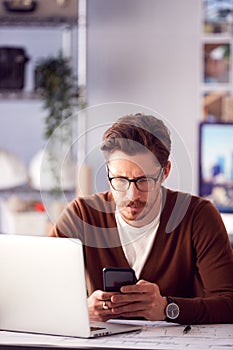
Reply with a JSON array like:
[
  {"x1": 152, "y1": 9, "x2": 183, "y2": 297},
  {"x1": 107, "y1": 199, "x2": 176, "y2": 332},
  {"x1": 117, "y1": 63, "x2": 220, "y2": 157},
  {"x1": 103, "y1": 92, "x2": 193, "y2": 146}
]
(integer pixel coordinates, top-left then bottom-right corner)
[{"x1": 50, "y1": 113, "x2": 233, "y2": 324}]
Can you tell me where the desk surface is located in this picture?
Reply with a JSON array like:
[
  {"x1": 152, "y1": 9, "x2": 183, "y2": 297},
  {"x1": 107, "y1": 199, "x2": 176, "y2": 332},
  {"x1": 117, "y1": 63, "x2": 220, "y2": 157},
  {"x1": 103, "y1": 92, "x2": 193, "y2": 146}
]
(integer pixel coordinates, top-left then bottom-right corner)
[{"x1": 0, "y1": 321, "x2": 232, "y2": 350}]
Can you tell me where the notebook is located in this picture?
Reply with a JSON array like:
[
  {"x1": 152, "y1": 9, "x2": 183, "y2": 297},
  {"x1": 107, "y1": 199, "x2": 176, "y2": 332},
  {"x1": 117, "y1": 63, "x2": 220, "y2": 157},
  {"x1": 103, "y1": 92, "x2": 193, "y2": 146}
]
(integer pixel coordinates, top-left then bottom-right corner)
[{"x1": 0, "y1": 234, "x2": 141, "y2": 338}]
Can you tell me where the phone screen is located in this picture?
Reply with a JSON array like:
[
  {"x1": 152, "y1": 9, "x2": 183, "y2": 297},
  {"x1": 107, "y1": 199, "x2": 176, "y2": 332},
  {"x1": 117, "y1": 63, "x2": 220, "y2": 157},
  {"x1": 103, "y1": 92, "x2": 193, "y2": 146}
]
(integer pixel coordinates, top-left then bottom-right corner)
[{"x1": 103, "y1": 267, "x2": 137, "y2": 292}]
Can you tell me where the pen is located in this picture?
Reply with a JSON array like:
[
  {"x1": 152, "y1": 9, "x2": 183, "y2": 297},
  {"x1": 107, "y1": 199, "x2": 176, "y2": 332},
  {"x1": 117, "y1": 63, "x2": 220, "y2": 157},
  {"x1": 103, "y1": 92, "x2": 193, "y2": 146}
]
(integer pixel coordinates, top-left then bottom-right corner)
[{"x1": 183, "y1": 325, "x2": 191, "y2": 334}]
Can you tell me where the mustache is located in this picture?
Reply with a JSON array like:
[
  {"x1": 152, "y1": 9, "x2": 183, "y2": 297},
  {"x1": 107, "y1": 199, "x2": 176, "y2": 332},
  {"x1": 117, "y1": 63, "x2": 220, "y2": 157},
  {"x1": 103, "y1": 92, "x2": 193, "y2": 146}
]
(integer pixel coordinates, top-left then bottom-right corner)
[{"x1": 120, "y1": 200, "x2": 147, "y2": 208}]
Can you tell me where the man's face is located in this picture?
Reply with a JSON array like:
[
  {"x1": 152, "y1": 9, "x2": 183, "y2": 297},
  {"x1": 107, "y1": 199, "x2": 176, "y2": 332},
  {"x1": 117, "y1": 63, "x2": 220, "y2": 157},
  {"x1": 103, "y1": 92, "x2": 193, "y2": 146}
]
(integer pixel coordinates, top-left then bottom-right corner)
[{"x1": 107, "y1": 151, "x2": 170, "y2": 223}]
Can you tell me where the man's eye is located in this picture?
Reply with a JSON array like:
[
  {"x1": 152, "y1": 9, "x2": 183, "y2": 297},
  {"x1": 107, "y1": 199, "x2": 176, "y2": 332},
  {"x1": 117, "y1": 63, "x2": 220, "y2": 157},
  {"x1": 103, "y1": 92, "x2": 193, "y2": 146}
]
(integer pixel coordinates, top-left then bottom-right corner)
[
  {"x1": 137, "y1": 178, "x2": 149, "y2": 184},
  {"x1": 116, "y1": 178, "x2": 128, "y2": 184}
]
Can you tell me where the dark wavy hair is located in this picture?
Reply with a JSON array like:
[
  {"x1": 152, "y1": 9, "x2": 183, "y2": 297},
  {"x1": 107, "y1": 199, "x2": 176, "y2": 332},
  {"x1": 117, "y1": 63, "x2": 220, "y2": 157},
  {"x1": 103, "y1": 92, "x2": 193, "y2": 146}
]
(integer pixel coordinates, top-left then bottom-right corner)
[{"x1": 101, "y1": 113, "x2": 171, "y2": 167}]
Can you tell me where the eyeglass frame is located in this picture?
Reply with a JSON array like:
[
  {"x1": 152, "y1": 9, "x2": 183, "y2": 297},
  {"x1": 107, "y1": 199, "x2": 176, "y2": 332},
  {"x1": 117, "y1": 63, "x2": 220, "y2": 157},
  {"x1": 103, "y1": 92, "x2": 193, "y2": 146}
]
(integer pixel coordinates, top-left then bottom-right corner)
[{"x1": 107, "y1": 166, "x2": 163, "y2": 192}]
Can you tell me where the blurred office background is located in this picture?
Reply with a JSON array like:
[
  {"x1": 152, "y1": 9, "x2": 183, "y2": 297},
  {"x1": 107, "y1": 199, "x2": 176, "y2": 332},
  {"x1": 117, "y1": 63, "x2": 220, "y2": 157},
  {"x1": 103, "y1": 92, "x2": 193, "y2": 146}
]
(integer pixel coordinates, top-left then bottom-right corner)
[{"x1": 0, "y1": 0, "x2": 233, "y2": 238}]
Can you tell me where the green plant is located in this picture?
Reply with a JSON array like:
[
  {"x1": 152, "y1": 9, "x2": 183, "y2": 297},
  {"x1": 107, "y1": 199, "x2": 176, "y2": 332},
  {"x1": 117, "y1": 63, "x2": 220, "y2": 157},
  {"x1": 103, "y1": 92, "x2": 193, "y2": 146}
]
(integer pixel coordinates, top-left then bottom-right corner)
[
  {"x1": 35, "y1": 52, "x2": 79, "y2": 194},
  {"x1": 35, "y1": 52, "x2": 78, "y2": 140}
]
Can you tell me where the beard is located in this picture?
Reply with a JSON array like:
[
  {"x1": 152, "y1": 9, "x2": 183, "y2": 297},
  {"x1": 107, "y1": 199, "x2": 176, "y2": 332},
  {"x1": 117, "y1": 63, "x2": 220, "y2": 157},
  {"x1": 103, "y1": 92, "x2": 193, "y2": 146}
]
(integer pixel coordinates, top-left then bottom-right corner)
[
  {"x1": 116, "y1": 199, "x2": 148, "y2": 222},
  {"x1": 115, "y1": 189, "x2": 162, "y2": 227}
]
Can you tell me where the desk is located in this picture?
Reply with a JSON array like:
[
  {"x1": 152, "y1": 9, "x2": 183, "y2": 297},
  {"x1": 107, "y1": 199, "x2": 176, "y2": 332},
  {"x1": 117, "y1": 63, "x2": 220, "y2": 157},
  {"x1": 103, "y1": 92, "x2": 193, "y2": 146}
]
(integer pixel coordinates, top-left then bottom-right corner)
[{"x1": 0, "y1": 321, "x2": 232, "y2": 350}]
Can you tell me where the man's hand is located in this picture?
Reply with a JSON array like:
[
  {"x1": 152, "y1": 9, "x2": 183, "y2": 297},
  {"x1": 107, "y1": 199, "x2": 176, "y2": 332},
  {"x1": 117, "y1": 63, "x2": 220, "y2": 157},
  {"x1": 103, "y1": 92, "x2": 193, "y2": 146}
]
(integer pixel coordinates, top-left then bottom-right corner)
[
  {"x1": 87, "y1": 289, "x2": 121, "y2": 321},
  {"x1": 110, "y1": 280, "x2": 167, "y2": 321},
  {"x1": 88, "y1": 280, "x2": 167, "y2": 321}
]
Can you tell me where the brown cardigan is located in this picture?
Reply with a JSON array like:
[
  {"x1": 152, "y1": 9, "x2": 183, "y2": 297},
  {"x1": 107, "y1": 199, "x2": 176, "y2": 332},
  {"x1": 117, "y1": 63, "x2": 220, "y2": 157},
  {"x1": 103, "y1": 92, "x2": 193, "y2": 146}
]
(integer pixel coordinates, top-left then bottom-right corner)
[{"x1": 50, "y1": 188, "x2": 233, "y2": 324}]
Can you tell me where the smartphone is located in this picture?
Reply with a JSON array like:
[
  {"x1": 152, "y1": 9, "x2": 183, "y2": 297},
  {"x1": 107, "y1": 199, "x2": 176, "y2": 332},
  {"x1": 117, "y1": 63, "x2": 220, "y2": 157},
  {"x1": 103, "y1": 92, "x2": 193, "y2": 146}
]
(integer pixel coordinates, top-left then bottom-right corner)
[{"x1": 103, "y1": 267, "x2": 137, "y2": 292}]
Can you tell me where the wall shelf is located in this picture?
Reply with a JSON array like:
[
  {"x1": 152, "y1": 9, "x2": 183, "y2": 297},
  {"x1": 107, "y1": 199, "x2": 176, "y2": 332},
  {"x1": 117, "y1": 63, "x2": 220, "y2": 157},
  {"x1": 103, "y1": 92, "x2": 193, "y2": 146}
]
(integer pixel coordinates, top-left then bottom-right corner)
[
  {"x1": 0, "y1": 16, "x2": 78, "y2": 27},
  {"x1": 0, "y1": 4, "x2": 78, "y2": 101},
  {"x1": 0, "y1": 0, "x2": 78, "y2": 26},
  {"x1": 0, "y1": 91, "x2": 40, "y2": 101},
  {"x1": 0, "y1": 17, "x2": 77, "y2": 27}
]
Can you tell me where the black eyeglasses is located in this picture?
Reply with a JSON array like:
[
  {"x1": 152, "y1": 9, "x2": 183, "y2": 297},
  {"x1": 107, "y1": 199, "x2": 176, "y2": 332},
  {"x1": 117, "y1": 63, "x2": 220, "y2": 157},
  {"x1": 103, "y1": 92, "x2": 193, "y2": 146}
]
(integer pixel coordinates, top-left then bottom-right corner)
[{"x1": 107, "y1": 167, "x2": 163, "y2": 192}]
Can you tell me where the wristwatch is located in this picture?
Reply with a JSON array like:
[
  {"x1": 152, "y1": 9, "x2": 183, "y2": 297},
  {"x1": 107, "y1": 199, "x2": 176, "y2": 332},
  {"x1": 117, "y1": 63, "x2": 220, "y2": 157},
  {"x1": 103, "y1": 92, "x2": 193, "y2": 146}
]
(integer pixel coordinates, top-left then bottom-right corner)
[{"x1": 165, "y1": 297, "x2": 180, "y2": 321}]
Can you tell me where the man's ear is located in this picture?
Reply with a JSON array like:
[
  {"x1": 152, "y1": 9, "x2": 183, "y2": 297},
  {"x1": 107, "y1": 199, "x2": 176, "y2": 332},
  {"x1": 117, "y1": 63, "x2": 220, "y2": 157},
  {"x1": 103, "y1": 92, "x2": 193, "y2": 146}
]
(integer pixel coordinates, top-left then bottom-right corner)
[{"x1": 162, "y1": 161, "x2": 171, "y2": 181}]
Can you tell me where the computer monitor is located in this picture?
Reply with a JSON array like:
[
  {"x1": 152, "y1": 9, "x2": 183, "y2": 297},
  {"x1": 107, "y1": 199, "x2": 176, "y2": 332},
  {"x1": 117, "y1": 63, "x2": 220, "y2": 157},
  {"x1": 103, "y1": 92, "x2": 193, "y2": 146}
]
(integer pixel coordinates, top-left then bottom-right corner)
[{"x1": 199, "y1": 121, "x2": 233, "y2": 214}]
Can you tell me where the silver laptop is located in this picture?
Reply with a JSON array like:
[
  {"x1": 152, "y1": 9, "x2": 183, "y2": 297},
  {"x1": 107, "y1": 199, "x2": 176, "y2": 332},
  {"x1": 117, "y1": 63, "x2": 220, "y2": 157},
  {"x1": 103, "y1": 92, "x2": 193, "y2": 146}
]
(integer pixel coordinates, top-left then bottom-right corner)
[{"x1": 0, "y1": 234, "x2": 141, "y2": 338}]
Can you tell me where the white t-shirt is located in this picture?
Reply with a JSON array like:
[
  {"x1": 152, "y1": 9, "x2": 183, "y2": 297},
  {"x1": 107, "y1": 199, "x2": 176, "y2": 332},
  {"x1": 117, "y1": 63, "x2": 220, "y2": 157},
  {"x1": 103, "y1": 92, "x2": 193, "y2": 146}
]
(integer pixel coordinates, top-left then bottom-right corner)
[{"x1": 115, "y1": 210, "x2": 160, "y2": 279}]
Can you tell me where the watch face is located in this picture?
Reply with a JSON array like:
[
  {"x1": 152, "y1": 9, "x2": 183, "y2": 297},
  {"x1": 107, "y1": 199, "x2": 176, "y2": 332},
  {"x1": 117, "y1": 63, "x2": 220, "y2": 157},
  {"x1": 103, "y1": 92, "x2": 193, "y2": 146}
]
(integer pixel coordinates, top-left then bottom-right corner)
[{"x1": 166, "y1": 302, "x2": 180, "y2": 319}]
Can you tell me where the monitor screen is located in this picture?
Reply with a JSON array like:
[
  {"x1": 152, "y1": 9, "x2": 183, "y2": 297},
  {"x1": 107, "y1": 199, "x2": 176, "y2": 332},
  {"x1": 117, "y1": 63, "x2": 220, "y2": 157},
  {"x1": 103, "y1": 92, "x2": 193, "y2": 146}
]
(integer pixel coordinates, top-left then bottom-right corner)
[{"x1": 199, "y1": 122, "x2": 233, "y2": 213}]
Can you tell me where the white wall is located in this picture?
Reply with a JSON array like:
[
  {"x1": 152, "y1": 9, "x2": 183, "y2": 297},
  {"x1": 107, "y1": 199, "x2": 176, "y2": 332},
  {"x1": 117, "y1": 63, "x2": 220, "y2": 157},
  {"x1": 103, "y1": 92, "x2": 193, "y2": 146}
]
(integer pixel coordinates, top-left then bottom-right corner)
[
  {"x1": 85, "y1": 0, "x2": 202, "y2": 194},
  {"x1": 0, "y1": 101, "x2": 45, "y2": 166}
]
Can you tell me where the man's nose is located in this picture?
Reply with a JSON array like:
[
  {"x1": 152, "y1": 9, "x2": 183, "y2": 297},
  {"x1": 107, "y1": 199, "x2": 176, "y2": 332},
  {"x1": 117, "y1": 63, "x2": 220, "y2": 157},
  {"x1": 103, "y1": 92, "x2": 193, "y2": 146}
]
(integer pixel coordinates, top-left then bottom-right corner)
[{"x1": 125, "y1": 182, "x2": 140, "y2": 200}]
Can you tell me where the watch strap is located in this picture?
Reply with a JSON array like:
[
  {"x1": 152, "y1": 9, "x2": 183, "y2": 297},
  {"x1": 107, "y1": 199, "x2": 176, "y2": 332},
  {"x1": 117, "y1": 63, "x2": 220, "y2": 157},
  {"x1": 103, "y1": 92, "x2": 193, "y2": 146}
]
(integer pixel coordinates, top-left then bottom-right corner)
[{"x1": 166, "y1": 296, "x2": 174, "y2": 305}]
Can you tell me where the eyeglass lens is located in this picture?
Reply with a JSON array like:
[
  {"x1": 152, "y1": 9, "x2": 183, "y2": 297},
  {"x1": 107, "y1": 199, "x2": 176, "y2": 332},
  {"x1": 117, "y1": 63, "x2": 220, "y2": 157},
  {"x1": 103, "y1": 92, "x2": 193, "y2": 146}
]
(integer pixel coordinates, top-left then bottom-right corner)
[{"x1": 110, "y1": 177, "x2": 156, "y2": 192}]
